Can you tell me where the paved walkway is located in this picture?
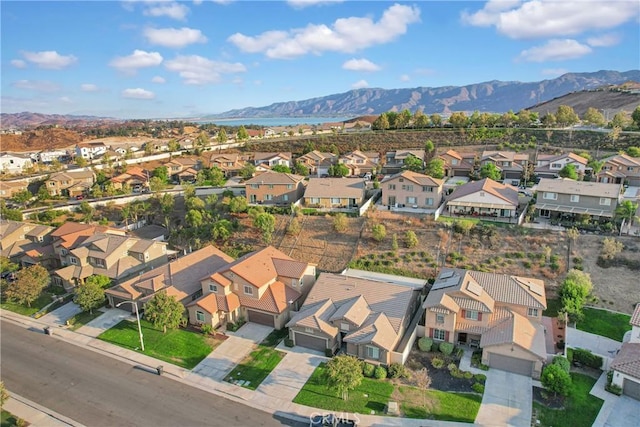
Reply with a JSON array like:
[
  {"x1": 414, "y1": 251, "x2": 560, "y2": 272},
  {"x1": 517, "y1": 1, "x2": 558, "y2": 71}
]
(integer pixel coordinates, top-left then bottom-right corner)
[
  {"x1": 39, "y1": 301, "x2": 82, "y2": 326},
  {"x1": 2, "y1": 393, "x2": 84, "y2": 427},
  {"x1": 458, "y1": 348, "x2": 485, "y2": 375},
  {"x1": 188, "y1": 323, "x2": 272, "y2": 382},
  {"x1": 75, "y1": 307, "x2": 131, "y2": 338},
  {"x1": 475, "y1": 369, "x2": 532, "y2": 427}
]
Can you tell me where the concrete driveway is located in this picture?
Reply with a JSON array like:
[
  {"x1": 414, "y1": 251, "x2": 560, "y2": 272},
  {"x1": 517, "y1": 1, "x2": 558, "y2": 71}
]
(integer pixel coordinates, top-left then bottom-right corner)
[
  {"x1": 475, "y1": 369, "x2": 532, "y2": 427},
  {"x1": 601, "y1": 395, "x2": 640, "y2": 427},
  {"x1": 75, "y1": 308, "x2": 131, "y2": 338},
  {"x1": 40, "y1": 302, "x2": 82, "y2": 326}
]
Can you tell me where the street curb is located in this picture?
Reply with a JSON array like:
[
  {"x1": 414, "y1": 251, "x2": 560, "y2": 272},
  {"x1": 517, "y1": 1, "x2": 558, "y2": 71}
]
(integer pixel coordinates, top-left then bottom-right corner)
[{"x1": 3, "y1": 393, "x2": 86, "y2": 427}]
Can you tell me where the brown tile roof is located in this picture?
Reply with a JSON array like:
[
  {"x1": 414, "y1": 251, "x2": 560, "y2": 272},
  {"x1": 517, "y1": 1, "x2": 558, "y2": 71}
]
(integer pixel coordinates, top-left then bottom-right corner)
[
  {"x1": 480, "y1": 309, "x2": 546, "y2": 360},
  {"x1": 481, "y1": 150, "x2": 529, "y2": 162},
  {"x1": 272, "y1": 258, "x2": 309, "y2": 279},
  {"x1": 287, "y1": 299, "x2": 339, "y2": 336},
  {"x1": 631, "y1": 303, "x2": 640, "y2": 327},
  {"x1": 244, "y1": 171, "x2": 304, "y2": 185},
  {"x1": 49, "y1": 170, "x2": 95, "y2": 182},
  {"x1": 304, "y1": 178, "x2": 366, "y2": 199},
  {"x1": 253, "y1": 152, "x2": 292, "y2": 162},
  {"x1": 382, "y1": 170, "x2": 444, "y2": 187},
  {"x1": 611, "y1": 343, "x2": 640, "y2": 380},
  {"x1": 536, "y1": 178, "x2": 622, "y2": 198},
  {"x1": 217, "y1": 246, "x2": 297, "y2": 288},
  {"x1": 188, "y1": 292, "x2": 218, "y2": 312},
  {"x1": 343, "y1": 312, "x2": 397, "y2": 350},
  {"x1": 602, "y1": 153, "x2": 640, "y2": 167},
  {"x1": 238, "y1": 281, "x2": 301, "y2": 314},
  {"x1": 329, "y1": 295, "x2": 371, "y2": 326},
  {"x1": 447, "y1": 178, "x2": 519, "y2": 207}
]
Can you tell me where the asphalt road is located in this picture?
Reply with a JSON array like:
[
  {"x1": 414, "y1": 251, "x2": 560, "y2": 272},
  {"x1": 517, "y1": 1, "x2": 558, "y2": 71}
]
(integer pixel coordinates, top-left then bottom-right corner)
[{"x1": 0, "y1": 320, "x2": 295, "y2": 427}]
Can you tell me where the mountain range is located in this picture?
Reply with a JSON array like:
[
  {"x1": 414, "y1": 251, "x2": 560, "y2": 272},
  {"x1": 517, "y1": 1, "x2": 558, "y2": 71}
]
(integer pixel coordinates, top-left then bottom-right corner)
[{"x1": 206, "y1": 70, "x2": 640, "y2": 119}]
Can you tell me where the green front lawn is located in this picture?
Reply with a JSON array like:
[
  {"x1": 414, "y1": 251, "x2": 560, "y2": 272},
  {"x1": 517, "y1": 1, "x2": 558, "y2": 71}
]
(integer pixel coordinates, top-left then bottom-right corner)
[
  {"x1": 68, "y1": 310, "x2": 104, "y2": 331},
  {"x1": 533, "y1": 373, "x2": 603, "y2": 427},
  {"x1": 98, "y1": 319, "x2": 215, "y2": 369},
  {"x1": 576, "y1": 307, "x2": 631, "y2": 341},
  {"x1": 1, "y1": 410, "x2": 19, "y2": 427},
  {"x1": 294, "y1": 363, "x2": 393, "y2": 414},
  {"x1": 224, "y1": 346, "x2": 285, "y2": 390},
  {"x1": 260, "y1": 328, "x2": 289, "y2": 348},
  {"x1": 0, "y1": 293, "x2": 53, "y2": 316},
  {"x1": 398, "y1": 387, "x2": 482, "y2": 422}
]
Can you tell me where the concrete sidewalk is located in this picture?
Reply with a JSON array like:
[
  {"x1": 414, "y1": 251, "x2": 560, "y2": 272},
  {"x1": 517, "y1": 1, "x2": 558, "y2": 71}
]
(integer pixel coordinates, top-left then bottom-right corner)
[{"x1": 2, "y1": 393, "x2": 85, "y2": 427}]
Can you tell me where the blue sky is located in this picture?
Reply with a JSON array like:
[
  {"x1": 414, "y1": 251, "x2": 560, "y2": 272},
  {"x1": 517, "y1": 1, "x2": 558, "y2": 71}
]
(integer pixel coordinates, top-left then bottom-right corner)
[{"x1": 2, "y1": 0, "x2": 639, "y2": 119}]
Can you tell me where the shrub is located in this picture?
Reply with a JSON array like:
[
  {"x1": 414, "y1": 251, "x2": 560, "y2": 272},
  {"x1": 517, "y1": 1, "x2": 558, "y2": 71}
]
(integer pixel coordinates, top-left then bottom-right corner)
[
  {"x1": 552, "y1": 356, "x2": 570, "y2": 373},
  {"x1": 418, "y1": 337, "x2": 433, "y2": 352},
  {"x1": 450, "y1": 368, "x2": 465, "y2": 379},
  {"x1": 472, "y1": 383, "x2": 485, "y2": 394},
  {"x1": 439, "y1": 341, "x2": 454, "y2": 356},
  {"x1": 431, "y1": 342, "x2": 439, "y2": 353},
  {"x1": 606, "y1": 383, "x2": 622, "y2": 395},
  {"x1": 363, "y1": 362, "x2": 376, "y2": 378},
  {"x1": 463, "y1": 371, "x2": 474, "y2": 379},
  {"x1": 431, "y1": 357, "x2": 445, "y2": 369},
  {"x1": 479, "y1": 364, "x2": 490, "y2": 371},
  {"x1": 388, "y1": 363, "x2": 408, "y2": 379},
  {"x1": 447, "y1": 363, "x2": 458, "y2": 372},
  {"x1": 541, "y1": 363, "x2": 572, "y2": 397},
  {"x1": 374, "y1": 365, "x2": 387, "y2": 380},
  {"x1": 201, "y1": 324, "x2": 213, "y2": 335},
  {"x1": 474, "y1": 374, "x2": 487, "y2": 383},
  {"x1": 325, "y1": 348, "x2": 334, "y2": 357},
  {"x1": 573, "y1": 348, "x2": 603, "y2": 369},
  {"x1": 284, "y1": 338, "x2": 294, "y2": 347}
]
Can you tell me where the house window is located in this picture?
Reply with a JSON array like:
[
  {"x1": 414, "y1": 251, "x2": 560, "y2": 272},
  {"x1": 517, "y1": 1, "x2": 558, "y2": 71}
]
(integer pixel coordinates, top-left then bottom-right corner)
[
  {"x1": 388, "y1": 184, "x2": 396, "y2": 190},
  {"x1": 94, "y1": 258, "x2": 105, "y2": 267},
  {"x1": 436, "y1": 314, "x2": 445, "y2": 324},
  {"x1": 243, "y1": 285, "x2": 253, "y2": 295},
  {"x1": 264, "y1": 194, "x2": 273, "y2": 201},
  {"x1": 628, "y1": 167, "x2": 634, "y2": 172},
  {"x1": 61, "y1": 249, "x2": 68, "y2": 256},
  {"x1": 366, "y1": 345, "x2": 380, "y2": 360},
  {"x1": 251, "y1": 184, "x2": 259, "y2": 189},
  {"x1": 599, "y1": 198, "x2": 611, "y2": 206},
  {"x1": 69, "y1": 257, "x2": 78, "y2": 265},
  {"x1": 196, "y1": 311, "x2": 205, "y2": 322},
  {"x1": 330, "y1": 197, "x2": 340, "y2": 204},
  {"x1": 543, "y1": 192, "x2": 557, "y2": 200},
  {"x1": 138, "y1": 254, "x2": 144, "y2": 261},
  {"x1": 570, "y1": 195, "x2": 580, "y2": 203},
  {"x1": 310, "y1": 197, "x2": 320, "y2": 204},
  {"x1": 305, "y1": 327, "x2": 314, "y2": 333},
  {"x1": 433, "y1": 329, "x2": 446, "y2": 341},
  {"x1": 479, "y1": 191, "x2": 485, "y2": 197},
  {"x1": 451, "y1": 159, "x2": 459, "y2": 165},
  {"x1": 422, "y1": 186, "x2": 433, "y2": 192},
  {"x1": 528, "y1": 308, "x2": 539, "y2": 317},
  {"x1": 406, "y1": 196, "x2": 417, "y2": 204},
  {"x1": 426, "y1": 198, "x2": 434, "y2": 206},
  {"x1": 551, "y1": 163, "x2": 562, "y2": 169},
  {"x1": 340, "y1": 322, "x2": 350, "y2": 331},
  {"x1": 287, "y1": 184, "x2": 293, "y2": 189},
  {"x1": 465, "y1": 310, "x2": 479, "y2": 320},
  {"x1": 268, "y1": 184, "x2": 274, "y2": 189},
  {"x1": 209, "y1": 284, "x2": 218, "y2": 293},
  {"x1": 401, "y1": 184, "x2": 414, "y2": 191}
]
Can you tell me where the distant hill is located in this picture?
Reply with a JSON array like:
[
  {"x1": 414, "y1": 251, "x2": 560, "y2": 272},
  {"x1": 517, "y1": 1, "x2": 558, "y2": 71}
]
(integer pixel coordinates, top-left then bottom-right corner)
[
  {"x1": 0, "y1": 112, "x2": 117, "y2": 130},
  {"x1": 207, "y1": 70, "x2": 640, "y2": 119},
  {"x1": 527, "y1": 84, "x2": 640, "y2": 117}
]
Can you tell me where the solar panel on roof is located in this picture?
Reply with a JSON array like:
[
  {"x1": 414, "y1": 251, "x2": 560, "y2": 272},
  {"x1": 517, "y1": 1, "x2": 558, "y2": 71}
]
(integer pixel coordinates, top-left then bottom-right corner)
[
  {"x1": 526, "y1": 281, "x2": 544, "y2": 296},
  {"x1": 466, "y1": 280, "x2": 483, "y2": 296},
  {"x1": 440, "y1": 270, "x2": 454, "y2": 279}
]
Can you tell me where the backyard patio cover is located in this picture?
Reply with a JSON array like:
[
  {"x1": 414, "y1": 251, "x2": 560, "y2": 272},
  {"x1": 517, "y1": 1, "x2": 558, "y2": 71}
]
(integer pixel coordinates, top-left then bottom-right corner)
[
  {"x1": 535, "y1": 203, "x2": 614, "y2": 217},
  {"x1": 448, "y1": 201, "x2": 513, "y2": 209}
]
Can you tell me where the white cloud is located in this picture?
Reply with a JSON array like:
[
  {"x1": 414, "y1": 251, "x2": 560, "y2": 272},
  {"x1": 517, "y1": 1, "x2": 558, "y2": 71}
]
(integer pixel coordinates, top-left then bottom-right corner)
[
  {"x1": 164, "y1": 55, "x2": 246, "y2": 85},
  {"x1": 20, "y1": 50, "x2": 77, "y2": 69},
  {"x1": 587, "y1": 33, "x2": 621, "y2": 47},
  {"x1": 287, "y1": 0, "x2": 343, "y2": 8},
  {"x1": 109, "y1": 50, "x2": 163, "y2": 72},
  {"x1": 10, "y1": 59, "x2": 27, "y2": 69},
  {"x1": 143, "y1": 2, "x2": 189, "y2": 21},
  {"x1": 144, "y1": 27, "x2": 208, "y2": 48},
  {"x1": 517, "y1": 39, "x2": 592, "y2": 62},
  {"x1": 462, "y1": 1, "x2": 637, "y2": 39},
  {"x1": 151, "y1": 76, "x2": 166, "y2": 84},
  {"x1": 228, "y1": 4, "x2": 420, "y2": 59},
  {"x1": 12, "y1": 80, "x2": 60, "y2": 92},
  {"x1": 232, "y1": 77, "x2": 243, "y2": 85},
  {"x1": 400, "y1": 74, "x2": 410, "y2": 82},
  {"x1": 351, "y1": 79, "x2": 369, "y2": 89},
  {"x1": 193, "y1": 0, "x2": 203, "y2": 5},
  {"x1": 59, "y1": 96, "x2": 73, "y2": 104},
  {"x1": 541, "y1": 68, "x2": 569, "y2": 76},
  {"x1": 122, "y1": 88, "x2": 155, "y2": 100},
  {"x1": 81, "y1": 83, "x2": 100, "y2": 92},
  {"x1": 342, "y1": 58, "x2": 381, "y2": 72}
]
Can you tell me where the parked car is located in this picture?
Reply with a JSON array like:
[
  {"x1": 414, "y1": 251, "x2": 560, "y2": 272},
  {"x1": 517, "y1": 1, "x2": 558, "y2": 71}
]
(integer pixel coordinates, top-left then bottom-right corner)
[{"x1": 75, "y1": 194, "x2": 85, "y2": 200}]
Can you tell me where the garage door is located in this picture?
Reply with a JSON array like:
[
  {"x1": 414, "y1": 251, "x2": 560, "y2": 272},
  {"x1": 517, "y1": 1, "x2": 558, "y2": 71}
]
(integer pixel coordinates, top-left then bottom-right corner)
[
  {"x1": 247, "y1": 310, "x2": 275, "y2": 327},
  {"x1": 294, "y1": 332, "x2": 326, "y2": 352},
  {"x1": 488, "y1": 353, "x2": 533, "y2": 376},
  {"x1": 623, "y1": 378, "x2": 640, "y2": 400}
]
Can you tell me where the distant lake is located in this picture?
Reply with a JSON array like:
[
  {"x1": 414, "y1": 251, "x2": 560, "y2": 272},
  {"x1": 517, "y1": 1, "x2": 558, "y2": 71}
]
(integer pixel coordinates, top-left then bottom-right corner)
[{"x1": 196, "y1": 117, "x2": 355, "y2": 127}]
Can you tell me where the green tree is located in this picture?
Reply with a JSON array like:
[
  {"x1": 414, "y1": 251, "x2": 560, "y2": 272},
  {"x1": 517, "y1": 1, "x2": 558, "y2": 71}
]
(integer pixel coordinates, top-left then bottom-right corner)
[
  {"x1": 627, "y1": 147, "x2": 640, "y2": 157},
  {"x1": 430, "y1": 113, "x2": 442, "y2": 127},
  {"x1": 206, "y1": 167, "x2": 226, "y2": 187},
  {"x1": 324, "y1": 355, "x2": 363, "y2": 400},
  {"x1": 558, "y1": 164, "x2": 578, "y2": 180},
  {"x1": 404, "y1": 230, "x2": 418, "y2": 248},
  {"x1": 167, "y1": 139, "x2": 180, "y2": 152},
  {"x1": 448, "y1": 111, "x2": 468, "y2": 128},
  {"x1": 271, "y1": 165, "x2": 291, "y2": 173},
  {"x1": 0, "y1": 381, "x2": 8, "y2": 408},
  {"x1": 328, "y1": 163, "x2": 349, "y2": 177},
  {"x1": 185, "y1": 196, "x2": 205, "y2": 211},
  {"x1": 152, "y1": 166, "x2": 169, "y2": 184},
  {"x1": 149, "y1": 176, "x2": 166, "y2": 193},
  {"x1": 372, "y1": 113, "x2": 390, "y2": 130},
  {"x1": 74, "y1": 276, "x2": 106, "y2": 314},
  {"x1": 196, "y1": 131, "x2": 209, "y2": 149},
  {"x1": 615, "y1": 200, "x2": 639, "y2": 231},
  {"x1": 414, "y1": 110, "x2": 430, "y2": 128},
  {"x1": 541, "y1": 363, "x2": 572, "y2": 397},
  {"x1": 632, "y1": 105, "x2": 640, "y2": 128},
  {"x1": 287, "y1": 217, "x2": 301, "y2": 235},
  {"x1": 479, "y1": 163, "x2": 502, "y2": 181},
  {"x1": 542, "y1": 113, "x2": 557, "y2": 127},
  {"x1": 601, "y1": 237, "x2": 623, "y2": 260},
  {"x1": 556, "y1": 105, "x2": 580, "y2": 127},
  {"x1": 75, "y1": 156, "x2": 88, "y2": 167},
  {"x1": 424, "y1": 158, "x2": 445, "y2": 179},
  {"x1": 371, "y1": 224, "x2": 386, "y2": 242},
  {"x1": 517, "y1": 109, "x2": 533, "y2": 127},
  {"x1": 216, "y1": 128, "x2": 228, "y2": 144},
  {"x1": 228, "y1": 196, "x2": 248, "y2": 213},
  {"x1": 424, "y1": 140, "x2": 435, "y2": 155},
  {"x1": 11, "y1": 189, "x2": 33, "y2": 207},
  {"x1": 211, "y1": 219, "x2": 234, "y2": 241},
  {"x1": 144, "y1": 291, "x2": 185, "y2": 333},
  {"x1": 500, "y1": 110, "x2": 518, "y2": 127},
  {"x1": 236, "y1": 126, "x2": 249, "y2": 140},
  {"x1": 5, "y1": 264, "x2": 50, "y2": 307},
  {"x1": 333, "y1": 213, "x2": 348, "y2": 232},
  {"x1": 559, "y1": 269, "x2": 593, "y2": 322},
  {"x1": 185, "y1": 209, "x2": 204, "y2": 228},
  {"x1": 253, "y1": 212, "x2": 276, "y2": 243},
  {"x1": 610, "y1": 111, "x2": 629, "y2": 129},
  {"x1": 583, "y1": 107, "x2": 606, "y2": 127},
  {"x1": 294, "y1": 162, "x2": 309, "y2": 176},
  {"x1": 240, "y1": 163, "x2": 256, "y2": 179},
  {"x1": 403, "y1": 155, "x2": 423, "y2": 172}
]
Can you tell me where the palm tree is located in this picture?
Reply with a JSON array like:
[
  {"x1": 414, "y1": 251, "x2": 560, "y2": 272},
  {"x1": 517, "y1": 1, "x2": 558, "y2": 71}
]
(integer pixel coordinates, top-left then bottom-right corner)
[{"x1": 615, "y1": 200, "x2": 639, "y2": 235}]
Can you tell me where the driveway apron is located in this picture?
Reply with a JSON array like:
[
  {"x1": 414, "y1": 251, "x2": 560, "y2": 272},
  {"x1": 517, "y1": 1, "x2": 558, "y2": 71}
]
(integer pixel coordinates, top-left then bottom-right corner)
[
  {"x1": 475, "y1": 369, "x2": 532, "y2": 427},
  {"x1": 40, "y1": 302, "x2": 82, "y2": 326}
]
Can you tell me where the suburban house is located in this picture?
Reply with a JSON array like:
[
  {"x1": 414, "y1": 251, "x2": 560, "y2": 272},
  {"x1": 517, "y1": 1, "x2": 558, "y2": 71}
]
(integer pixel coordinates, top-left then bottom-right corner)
[
  {"x1": 304, "y1": 178, "x2": 366, "y2": 210},
  {"x1": 45, "y1": 170, "x2": 96, "y2": 197},
  {"x1": 244, "y1": 171, "x2": 306, "y2": 205},
  {"x1": 0, "y1": 220, "x2": 55, "y2": 268},
  {"x1": 596, "y1": 154, "x2": 640, "y2": 186},
  {"x1": 49, "y1": 222, "x2": 126, "y2": 269},
  {"x1": 381, "y1": 170, "x2": 444, "y2": 210},
  {"x1": 338, "y1": 150, "x2": 379, "y2": 176},
  {"x1": 36, "y1": 149, "x2": 69, "y2": 164},
  {"x1": 534, "y1": 178, "x2": 622, "y2": 221},
  {"x1": 187, "y1": 246, "x2": 316, "y2": 330},
  {"x1": 253, "y1": 152, "x2": 292, "y2": 168},
  {"x1": 286, "y1": 270, "x2": 424, "y2": 364},
  {"x1": 446, "y1": 178, "x2": 519, "y2": 220},
  {"x1": 75, "y1": 142, "x2": 107, "y2": 160},
  {"x1": 109, "y1": 166, "x2": 149, "y2": 191},
  {"x1": 0, "y1": 180, "x2": 28, "y2": 199},
  {"x1": 383, "y1": 149, "x2": 425, "y2": 174},
  {"x1": 52, "y1": 233, "x2": 168, "y2": 291},
  {"x1": 0, "y1": 153, "x2": 33, "y2": 174},
  {"x1": 439, "y1": 149, "x2": 477, "y2": 178},
  {"x1": 105, "y1": 245, "x2": 233, "y2": 311},
  {"x1": 245, "y1": 129, "x2": 264, "y2": 139},
  {"x1": 534, "y1": 152, "x2": 589, "y2": 179},
  {"x1": 480, "y1": 151, "x2": 530, "y2": 186},
  {"x1": 209, "y1": 153, "x2": 247, "y2": 177},
  {"x1": 423, "y1": 268, "x2": 547, "y2": 377},
  {"x1": 296, "y1": 150, "x2": 337, "y2": 177},
  {"x1": 165, "y1": 157, "x2": 202, "y2": 183},
  {"x1": 610, "y1": 302, "x2": 640, "y2": 400},
  {"x1": 343, "y1": 121, "x2": 372, "y2": 133}
]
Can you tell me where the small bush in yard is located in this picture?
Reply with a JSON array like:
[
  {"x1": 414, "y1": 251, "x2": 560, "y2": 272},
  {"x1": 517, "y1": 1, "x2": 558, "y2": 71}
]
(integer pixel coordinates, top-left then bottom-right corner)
[
  {"x1": 325, "y1": 348, "x2": 334, "y2": 357},
  {"x1": 284, "y1": 338, "x2": 294, "y2": 347},
  {"x1": 363, "y1": 362, "x2": 376, "y2": 377},
  {"x1": 418, "y1": 337, "x2": 433, "y2": 352},
  {"x1": 431, "y1": 357, "x2": 445, "y2": 369},
  {"x1": 552, "y1": 355, "x2": 571, "y2": 373},
  {"x1": 388, "y1": 363, "x2": 408, "y2": 379},
  {"x1": 573, "y1": 348, "x2": 603, "y2": 369},
  {"x1": 201, "y1": 324, "x2": 213, "y2": 335},
  {"x1": 447, "y1": 363, "x2": 458, "y2": 372},
  {"x1": 439, "y1": 341, "x2": 454, "y2": 356},
  {"x1": 474, "y1": 374, "x2": 487, "y2": 383},
  {"x1": 374, "y1": 365, "x2": 387, "y2": 379},
  {"x1": 472, "y1": 383, "x2": 485, "y2": 394},
  {"x1": 463, "y1": 371, "x2": 474, "y2": 379}
]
